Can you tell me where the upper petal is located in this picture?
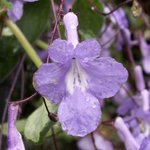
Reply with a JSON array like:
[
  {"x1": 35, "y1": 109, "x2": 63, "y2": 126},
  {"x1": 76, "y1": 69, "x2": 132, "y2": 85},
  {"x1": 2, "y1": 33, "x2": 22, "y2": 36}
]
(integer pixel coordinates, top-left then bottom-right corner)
[
  {"x1": 81, "y1": 57, "x2": 128, "y2": 99},
  {"x1": 33, "y1": 63, "x2": 69, "y2": 104},
  {"x1": 58, "y1": 88, "x2": 101, "y2": 137},
  {"x1": 48, "y1": 39, "x2": 74, "y2": 63},
  {"x1": 75, "y1": 40, "x2": 101, "y2": 61}
]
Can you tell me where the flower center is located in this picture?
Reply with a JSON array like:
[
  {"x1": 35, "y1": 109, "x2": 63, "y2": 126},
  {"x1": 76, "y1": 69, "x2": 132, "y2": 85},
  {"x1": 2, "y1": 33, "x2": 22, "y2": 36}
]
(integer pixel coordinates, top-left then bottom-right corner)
[{"x1": 65, "y1": 59, "x2": 88, "y2": 94}]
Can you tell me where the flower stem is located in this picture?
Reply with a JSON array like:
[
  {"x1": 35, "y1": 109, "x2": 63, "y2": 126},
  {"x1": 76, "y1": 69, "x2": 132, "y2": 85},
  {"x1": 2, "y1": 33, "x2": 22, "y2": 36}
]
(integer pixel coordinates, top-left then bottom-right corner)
[
  {"x1": 5, "y1": 19, "x2": 42, "y2": 68},
  {"x1": 35, "y1": 39, "x2": 49, "y2": 50}
]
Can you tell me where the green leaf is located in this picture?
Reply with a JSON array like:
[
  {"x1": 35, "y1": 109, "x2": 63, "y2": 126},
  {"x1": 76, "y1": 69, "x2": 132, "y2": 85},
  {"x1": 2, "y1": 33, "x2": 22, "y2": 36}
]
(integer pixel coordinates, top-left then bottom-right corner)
[
  {"x1": 24, "y1": 100, "x2": 56, "y2": 143},
  {"x1": 0, "y1": 0, "x2": 12, "y2": 10},
  {"x1": 17, "y1": 0, "x2": 50, "y2": 42},
  {"x1": 0, "y1": 37, "x2": 21, "y2": 79},
  {"x1": 72, "y1": 0, "x2": 103, "y2": 39}
]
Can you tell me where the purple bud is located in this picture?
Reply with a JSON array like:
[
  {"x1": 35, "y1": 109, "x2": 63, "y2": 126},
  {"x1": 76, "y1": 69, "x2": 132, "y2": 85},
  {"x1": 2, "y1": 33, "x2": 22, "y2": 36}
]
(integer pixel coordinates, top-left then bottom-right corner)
[
  {"x1": 134, "y1": 65, "x2": 145, "y2": 91},
  {"x1": 63, "y1": 12, "x2": 79, "y2": 47},
  {"x1": 141, "y1": 89, "x2": 150, "y2": 112},
  {"x1": 114, "y1": 117, "x2": 140, "y2": 150},
  {"x1": 8, "y1": 104, "x2": 25, "y2": 150}
]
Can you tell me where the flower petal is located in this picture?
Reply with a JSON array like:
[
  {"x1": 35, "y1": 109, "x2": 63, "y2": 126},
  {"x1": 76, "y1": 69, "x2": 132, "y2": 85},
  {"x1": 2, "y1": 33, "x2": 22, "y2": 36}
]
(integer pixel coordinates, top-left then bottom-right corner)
[
  {"x1": 140, "y1": 136, "x2": 150, "y2": 150},
  {"x1": 75, "y1": 40, "x2": 101, "y2": 61},
  {"x1": 48, "y1": 39, "x2": 74, "y2": 63},
  {"x1": 58, "y1": 88, "x2": 101, "y2": 137},
  {"x1": 81, "y1": 57, "x2": 128, "y2": 99},
  {"x1": 8, "y1": 104, "x2": 25, "y2": 150},
  {"x1": 33, "y1": 63, "x2": 69, "y2": 103}
]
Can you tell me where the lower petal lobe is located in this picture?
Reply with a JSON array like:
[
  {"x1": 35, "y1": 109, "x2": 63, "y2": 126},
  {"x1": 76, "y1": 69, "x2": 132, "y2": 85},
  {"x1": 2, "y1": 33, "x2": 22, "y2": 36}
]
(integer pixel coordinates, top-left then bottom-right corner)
[{"x1": 58, "y1": 88, "x2": 101, "y2": 137}]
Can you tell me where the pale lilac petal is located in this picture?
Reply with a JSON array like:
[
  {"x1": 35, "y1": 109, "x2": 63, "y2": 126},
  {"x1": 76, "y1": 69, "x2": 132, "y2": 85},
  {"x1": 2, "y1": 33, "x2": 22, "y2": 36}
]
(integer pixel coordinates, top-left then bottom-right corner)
[
  {"x1": 139, "y1": 37, "x2": 150, "y2": 58},
  {"x1": 77, "y1": 132, "x2": 114, "y2": 150},
  {"x1": 140, "y1": 136, "x2": 150, "y2": 150},
  {"x1": 8, "y1": 1, "x2": 23, "y2": 22},
  {"x1": 139, "y1": 37, "x2": 150, "y2": 74},
  {"x1": 33, "y1": 63, "x2": 69, "y2": 103},
  {"x1": 58, "y1": 88, "x2": 101, "y2": 137},
  {"x1": 131, "y1": 108, "x2": 150, "y2": 123},
  {"x1": 8, "y1": 104, "x2": 25, "y2": 150},
  {"x1": 81, "y1": 57, "x2": 128, "y2": 99},
  {"x1": 142, "y1": 57, "x2": 150, "y2": 74},
  {"x1": 134, "y1": 65, "x2": 145, "y2": 91},
  {"x1": 111, "y1": 8, "x2": 128, "y2": 28},
  {"x1": 75, "y1": 40, "x2": 101, "y2": 61},
  {"x1": 117, "y1": 100, "x2": 134, "y2": 115},
  {"x1": 48, "y1": 39, "x2": 74, "y2": 63},
  {"x1": 114, "y1": 117, "x2": 140, "y2": 150}
]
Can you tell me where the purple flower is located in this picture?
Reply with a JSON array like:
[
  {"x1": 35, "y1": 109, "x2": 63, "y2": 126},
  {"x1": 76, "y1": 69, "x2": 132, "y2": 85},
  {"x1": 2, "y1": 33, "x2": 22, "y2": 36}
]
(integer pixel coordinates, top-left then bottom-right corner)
[
  {"x1": 33, "y1": 38, "x2": 128, "y2": 136},
  {"x1": 104, "y1": 6, "x2": 131, "y2": 51},
  {"x1": 111, "y1": 8, "x2": 128, "y2": 28},
  {"x1": 33, "y1": 12, "x2": 128, "y2": 137},
  {"x1": 8, "y1": 0, "x2": 37, "y2": 22},
  {"x1": 8, "y1": 104, "x2": 25, "y2": 150}
]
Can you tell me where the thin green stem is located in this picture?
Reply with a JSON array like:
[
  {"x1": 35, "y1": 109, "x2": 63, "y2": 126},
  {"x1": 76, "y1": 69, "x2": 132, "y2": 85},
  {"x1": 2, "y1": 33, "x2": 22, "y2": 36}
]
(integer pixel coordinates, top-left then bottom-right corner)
[
  {"x1": 35, "y1": 39, "x2": 49, "y2": 50},
  {"x1": 5, "y1": 19, "x2": 42, "y2": 68}
]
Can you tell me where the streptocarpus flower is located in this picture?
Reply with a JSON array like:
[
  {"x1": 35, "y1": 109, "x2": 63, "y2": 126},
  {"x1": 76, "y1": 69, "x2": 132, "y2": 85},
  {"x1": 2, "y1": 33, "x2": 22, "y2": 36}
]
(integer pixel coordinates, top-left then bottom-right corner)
[
  {"x1": 8, "y1": 104, "x2": 25, "y2": 150},
  {"x1": 8, "y1": 0, "x2": 37, "y2": 22},
  {"x1": 33, "y1": 12, "x2": 128, "y2": 137}
]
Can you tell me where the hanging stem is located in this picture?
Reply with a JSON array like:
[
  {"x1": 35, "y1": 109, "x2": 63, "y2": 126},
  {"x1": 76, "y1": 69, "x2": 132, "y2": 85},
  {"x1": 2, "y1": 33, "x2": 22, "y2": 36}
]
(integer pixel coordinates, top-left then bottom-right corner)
[
  {"x1": 0, "y1": 55, "x2": 26, "y2": 149},
  {"x1": 9, "y1": 93, "x2": 38, "y2": 105},
  {"x1": 51, "y1": 127, "x2": 59, "y2": 150}
]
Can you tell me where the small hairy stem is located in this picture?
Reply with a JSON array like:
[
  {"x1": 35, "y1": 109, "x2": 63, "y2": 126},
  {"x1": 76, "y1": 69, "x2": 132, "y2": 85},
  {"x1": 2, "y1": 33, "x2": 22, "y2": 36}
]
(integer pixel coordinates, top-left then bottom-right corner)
[
  {"x1": 21, "y1": 67, "x2": 25, "y2": 99},
  {"x1": 50, "y1": 0, "x2": 61, "y2": 38},
  {"x1": 49, "y1": 0, "x2": 64, "y2": 44},
  {"x1": 9, "y1": 93, "x2": 38, "y2": 105},
  {"x1": 5, "y1": 18, "x2": 42, "y2": 68},
  {"x1": 91, "y1": 132, "x2": 97, "y2": 150},
  {"x1": 0, "y1": 61, "x2": 18, "y2": 84},
  {"x1": 42, "y1": 98, "x2": 58, "y2": 122},
  {"x1": 51, "y1": 127, "x2": 59, "y2": 150},
  {"x1": 47, "y1": 0, "x2": 64, "y2": 63}
]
